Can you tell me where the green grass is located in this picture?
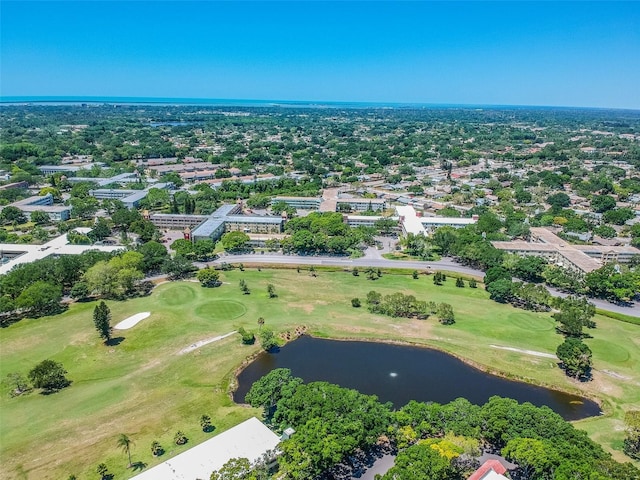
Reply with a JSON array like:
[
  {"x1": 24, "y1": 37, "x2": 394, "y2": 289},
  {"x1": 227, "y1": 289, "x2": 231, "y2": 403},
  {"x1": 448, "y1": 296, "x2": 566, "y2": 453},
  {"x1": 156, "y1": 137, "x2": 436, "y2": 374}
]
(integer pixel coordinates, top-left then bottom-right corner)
[
  {"x1": 1, "y1": 269, "x2": 638, "y2": 479},
  {"x1": 595, "y1": 308, "x2": 640, "y2": 326}
]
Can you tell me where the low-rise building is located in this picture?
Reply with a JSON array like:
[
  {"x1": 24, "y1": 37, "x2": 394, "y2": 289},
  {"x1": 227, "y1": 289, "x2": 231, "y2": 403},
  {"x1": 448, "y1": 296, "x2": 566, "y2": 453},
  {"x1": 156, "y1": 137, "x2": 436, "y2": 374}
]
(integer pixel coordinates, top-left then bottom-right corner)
[
  {"x1": 130, "y1": 417, "x2": 280, "y2": 480},
  {"x1": 492, "y1": 227, "x2": 640, "y2": 274},
  {"x1": 271, "y1": 196, "x2": 322, "y2": 210},
  {"x1": 337, "y1": 197, "x2": 386, "y2": 212},
  {"x1": 7, "y1": 193, "x2": 72, "y2": 221},
  {"x1": 0, "y1": 228, "x2": 122, "y2": 275}
]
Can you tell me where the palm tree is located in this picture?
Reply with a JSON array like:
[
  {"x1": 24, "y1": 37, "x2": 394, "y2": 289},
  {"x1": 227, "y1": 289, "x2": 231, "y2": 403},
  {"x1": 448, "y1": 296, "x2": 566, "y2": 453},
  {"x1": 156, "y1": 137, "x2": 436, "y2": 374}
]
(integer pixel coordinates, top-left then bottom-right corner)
[{"x1": 117, "y1": 433, "x2": 133, "y2": 468}]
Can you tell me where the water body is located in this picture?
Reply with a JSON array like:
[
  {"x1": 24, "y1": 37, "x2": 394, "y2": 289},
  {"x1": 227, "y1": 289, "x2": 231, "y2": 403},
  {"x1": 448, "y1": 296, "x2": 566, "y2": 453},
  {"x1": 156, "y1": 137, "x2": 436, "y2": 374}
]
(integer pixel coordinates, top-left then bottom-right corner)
[{"x1": 235, "y1": 336, "x2": 600, "y2": 421}]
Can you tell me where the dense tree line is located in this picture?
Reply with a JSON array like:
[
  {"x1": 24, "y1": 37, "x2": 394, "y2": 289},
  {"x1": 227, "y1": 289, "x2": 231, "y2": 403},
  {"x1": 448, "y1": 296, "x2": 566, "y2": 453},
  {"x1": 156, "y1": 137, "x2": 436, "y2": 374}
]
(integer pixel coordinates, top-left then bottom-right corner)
[
  {"x1": 282, "y1": 212, "x2": 373, "y2": 255},
  {"x1": 242, "y1": 369, "x2": 639, "y2": 480}
]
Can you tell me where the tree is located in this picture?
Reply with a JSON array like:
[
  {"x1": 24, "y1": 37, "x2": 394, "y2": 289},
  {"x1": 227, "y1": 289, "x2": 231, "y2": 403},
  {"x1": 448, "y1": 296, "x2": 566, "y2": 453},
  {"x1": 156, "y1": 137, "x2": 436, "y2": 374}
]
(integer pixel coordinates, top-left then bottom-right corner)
[
  {"x1": 70, "y1": 281, "x2": 90, "y2": 300},
  {"x1": 436, "y1": 303, "x2": 455, "y2": 325},
  {"x1": 593, "y1": 225, "x2": 616, "y2": 238},
  {"x1": 239, "y1": 278, "x2": 250, "y2": 294},
  {"x1": 88, "y1": 217, "x2": 111, "y2": 242},
  {"x1": 267, "y1": 284, "x2": 277, "y2": 298},
  {"x1": 137, "y1": 241, "x2": 168, "y2": 273},
  {"x1": 380, "y1": 442, "x2": 454, "y2": 480},
  {"x1": 171, "y1": 238, "x2": 195, "y2": 257},
  {"x1": 603, "y1": 207, "x2": 635, "y2": 225},
  {"x1": 484, "y1": 266, "x2": 511, "y2": 285},
  {"x1": 486, "y1": 278, "x2": 513, "y2": 303},
  {"x1": 201, "y1": 414, "x2": 214, "y2": 432},
  {"x1": 193, "y1": 239, "x2": 217, "y2": 261},
  {"x1": 96, "y1": 463, "x2": 110, "y2": 480},
  {"x1": 556, "y1": 338, "x2": 592, "y2": 380},
  {"x1": 28, "y1": 359, "x2": 70, "y2": 392},
  {"x1": 15, "y1": 281, "x2": 63, "y2": 317},
  {"x1": 623, "y1": 410, "x2": 640, "y2": 460},
  {"x1": 512, "y1": 256, "x2": 547, "y2": 283},
  {"x1": 221, "y1": 231, "x2": 250, "y2": 252},
  {"x1": 547, "y1": 192, "x2": 571, "y2": 209},
  {"x1": 503, "y1": 437, "x2": 559, "y2": 480},
  {"x1": 374, "y1": 217, "x2": 397, "y2": 235},
  {"x1": 116, "y1": 433, "x2": 134, "y2": 468},
  {"x1": 162, "y1": 254, "x2": 197, "y2": 280},
  {"x1": 197, "y1": 268, "x2": 221, "y2": 287},
  {"x1": 0, "y1": 206, "x2": 26, "y2": 225},
  {"x1": 469, "y1": 278, "x2": 477, "y2": 288},
  {"x1": 245, "y1": 368, "x2": 303, "y2": 415},
  {"x1": 412, "y1": 270, "x2": 419, "y2": 279},
  {"x1": 30, "y1": 210, "x2": 51, "y2": 225},
  {"x1": 591, "y1": 194, "x2": 617, "y2": 213},
  {"x1": 257, "y1": 317, "x2": 265, "y2": 330},
  {"x1": 351, "y1": 297, "x2": 361, "y2": 308},
  {"x1": 455, "y1": 277, "x2": 464, "y2": 287},
  {"x1": 476, "y1": 212, "x2": 503, "y2": 234},
  {"x1": 259, "y1": 328, "x2": 278, "y2": 352},
  {"x1": 210, "y1": 457, "x2": 252, "y2": 480},
  {"x1": 93, "y1": 301, "x2": 112, "y2": 343},
  {"x1": 238, "y1": 327, "x2": 255, "y2": 345},
  {"x1": 552, "y1": 296, "x2": 596, "y2": 337}
]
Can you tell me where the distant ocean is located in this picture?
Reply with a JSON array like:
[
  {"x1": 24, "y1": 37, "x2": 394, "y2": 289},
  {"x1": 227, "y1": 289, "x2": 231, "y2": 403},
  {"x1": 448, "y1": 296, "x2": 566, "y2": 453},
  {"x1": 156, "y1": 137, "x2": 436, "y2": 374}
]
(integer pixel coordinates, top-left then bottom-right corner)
[
  {"x1": 0, "y1": 96, "x2": 633, "y2": 112},
  {"x1": 0, "y1": 96, "x2": 418, "y2": 108}
]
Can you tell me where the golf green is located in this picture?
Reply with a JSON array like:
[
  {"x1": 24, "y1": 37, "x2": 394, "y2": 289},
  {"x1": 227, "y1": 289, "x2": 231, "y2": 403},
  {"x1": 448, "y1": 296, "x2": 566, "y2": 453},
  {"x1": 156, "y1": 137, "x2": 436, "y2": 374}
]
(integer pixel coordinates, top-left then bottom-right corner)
[{"x1": 195, "y1": 300, "x2": 247, "y2": 320}]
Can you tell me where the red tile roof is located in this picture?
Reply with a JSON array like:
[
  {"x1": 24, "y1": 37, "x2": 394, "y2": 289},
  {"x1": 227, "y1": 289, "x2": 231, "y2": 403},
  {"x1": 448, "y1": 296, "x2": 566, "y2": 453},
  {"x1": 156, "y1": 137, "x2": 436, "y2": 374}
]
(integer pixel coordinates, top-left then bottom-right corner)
[{"x1": 468, "y1": 459, "x2": 507, "y2": 480}]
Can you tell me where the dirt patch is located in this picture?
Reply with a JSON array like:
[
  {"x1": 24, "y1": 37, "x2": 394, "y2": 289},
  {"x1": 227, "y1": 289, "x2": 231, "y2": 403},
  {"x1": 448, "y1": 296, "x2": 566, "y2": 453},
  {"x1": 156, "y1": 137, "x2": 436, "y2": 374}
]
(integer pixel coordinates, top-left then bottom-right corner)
[
  {"x1": 288, "y1": 302, "x2": 315, "y2": 314},
  {"x1": 490, "y1": 344, "x2": 556, "y2": 359},
  {"x1": 178, "y1": 331, "x2": 237, "y2": 354}
]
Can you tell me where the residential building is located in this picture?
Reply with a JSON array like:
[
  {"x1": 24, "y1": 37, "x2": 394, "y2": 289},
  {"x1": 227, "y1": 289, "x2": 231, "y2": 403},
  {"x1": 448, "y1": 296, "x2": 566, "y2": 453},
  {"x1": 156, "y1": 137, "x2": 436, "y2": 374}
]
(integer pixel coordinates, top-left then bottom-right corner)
[
  {"x1": 6, "y1": 193, "x2": 72, "y2": 221},
  {"x1": 492, "y1": 227, "x2": 640, "y2": 274},
  {"x1": 0, "y1": 228, "x2": 122, "y2": 275},
  {"x1": 337, "y1": 197, "x2": 386, "y2": 212},
  {"x1": 130, "y1": 417, "x2": 280, "y2": 480},
  {"x1": 271, "y1": 196, "x2": 322, "y2": 210}
]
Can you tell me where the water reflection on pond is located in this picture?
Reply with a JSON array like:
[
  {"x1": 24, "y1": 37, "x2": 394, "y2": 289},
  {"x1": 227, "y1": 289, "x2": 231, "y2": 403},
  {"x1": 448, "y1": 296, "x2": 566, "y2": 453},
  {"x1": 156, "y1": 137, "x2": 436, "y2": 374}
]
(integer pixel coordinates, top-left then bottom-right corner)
[{"x1": 235, "y1": 336, "x2": 600, "y2": 421}]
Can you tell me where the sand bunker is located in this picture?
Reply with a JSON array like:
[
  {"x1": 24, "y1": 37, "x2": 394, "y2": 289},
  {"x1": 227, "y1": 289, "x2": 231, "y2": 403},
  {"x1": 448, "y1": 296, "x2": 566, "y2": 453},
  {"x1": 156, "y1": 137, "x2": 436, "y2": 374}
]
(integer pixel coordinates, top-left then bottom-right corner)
[
  {"x1": 114, "y1": 312, "x2": 151, "y2": 330},
  {"x1": 179, "y1": 331, "x2": 237, "y2": 355}
]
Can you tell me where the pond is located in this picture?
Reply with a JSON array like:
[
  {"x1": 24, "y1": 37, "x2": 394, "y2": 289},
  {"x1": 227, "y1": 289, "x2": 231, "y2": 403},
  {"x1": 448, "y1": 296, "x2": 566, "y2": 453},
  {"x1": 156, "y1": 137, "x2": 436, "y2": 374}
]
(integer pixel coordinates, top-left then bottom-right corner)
[{"x1": 234, "y1": 336, "x2": 600, "y2": 421}]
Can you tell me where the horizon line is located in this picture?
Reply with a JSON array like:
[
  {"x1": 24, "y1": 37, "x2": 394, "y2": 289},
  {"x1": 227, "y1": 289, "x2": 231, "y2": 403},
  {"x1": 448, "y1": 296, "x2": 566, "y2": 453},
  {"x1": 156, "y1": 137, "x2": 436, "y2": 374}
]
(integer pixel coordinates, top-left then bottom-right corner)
[{"x1": 1, "y1": 96, "x2": 639, "y2": 112}]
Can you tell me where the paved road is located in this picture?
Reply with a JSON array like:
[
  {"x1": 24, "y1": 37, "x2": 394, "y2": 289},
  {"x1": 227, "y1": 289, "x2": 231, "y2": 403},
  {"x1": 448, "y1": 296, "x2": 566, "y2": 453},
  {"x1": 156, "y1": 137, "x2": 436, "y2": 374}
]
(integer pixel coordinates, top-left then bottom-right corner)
[{"x1": 210, "y1": 252, "x2": 640, "y2": 318}]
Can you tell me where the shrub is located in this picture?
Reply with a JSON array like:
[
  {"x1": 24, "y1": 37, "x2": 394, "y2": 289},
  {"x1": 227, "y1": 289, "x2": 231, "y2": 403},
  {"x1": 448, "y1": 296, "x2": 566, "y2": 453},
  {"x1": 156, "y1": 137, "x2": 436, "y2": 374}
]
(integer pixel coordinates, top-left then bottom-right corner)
[
  {"x1": 238, "y1": 327, "x2": 256, "y2": 345},
  {"x1": 174, "y1": 431, "x2": 188, "y2": 445},
  {"x1": 151, "y1": 441, "x2": 164, "y2": 457},
  {"x1": 351, "y1": 298, "x2": 361, "y2": 308}
]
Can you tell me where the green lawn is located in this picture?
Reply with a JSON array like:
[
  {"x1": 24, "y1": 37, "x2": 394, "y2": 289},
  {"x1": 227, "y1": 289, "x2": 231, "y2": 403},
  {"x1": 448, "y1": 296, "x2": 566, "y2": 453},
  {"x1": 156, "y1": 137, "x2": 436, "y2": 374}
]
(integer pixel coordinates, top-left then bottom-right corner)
[{"x1": 1, "y1": 269, "x2": 638, "y2": 479}]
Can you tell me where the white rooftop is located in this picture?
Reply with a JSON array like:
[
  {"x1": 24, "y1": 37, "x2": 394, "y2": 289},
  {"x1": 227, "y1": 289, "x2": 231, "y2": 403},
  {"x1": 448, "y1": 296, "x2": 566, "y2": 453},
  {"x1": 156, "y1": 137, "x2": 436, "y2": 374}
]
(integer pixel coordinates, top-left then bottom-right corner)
[
  {"x1": 130, "y1": 417, "x2": 280, "y2": 480},
  {"x1": 421, "y1": 217, "x2": 477, "y2": 225},
  {"x1": 0, "y1": 228, "x2": 122, "y2": 275},
  {"x1": 395, "y1": 205, "x2": 426, "y2": 236}
]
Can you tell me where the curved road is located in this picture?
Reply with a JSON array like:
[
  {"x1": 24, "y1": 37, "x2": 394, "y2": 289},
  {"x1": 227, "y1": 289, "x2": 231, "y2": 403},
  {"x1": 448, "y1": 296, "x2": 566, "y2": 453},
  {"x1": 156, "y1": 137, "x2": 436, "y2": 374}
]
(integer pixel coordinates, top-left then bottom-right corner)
[{"x1": 210, "y1": 251, "x2": 640, "y2": 318}]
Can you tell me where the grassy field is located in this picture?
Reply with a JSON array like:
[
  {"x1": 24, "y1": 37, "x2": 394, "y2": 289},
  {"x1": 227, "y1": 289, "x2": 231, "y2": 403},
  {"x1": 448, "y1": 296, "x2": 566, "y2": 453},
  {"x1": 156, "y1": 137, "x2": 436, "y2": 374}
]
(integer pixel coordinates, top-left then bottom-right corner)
[{"x1": 0, "y1": 268, "x2": 638, "y2": 479}]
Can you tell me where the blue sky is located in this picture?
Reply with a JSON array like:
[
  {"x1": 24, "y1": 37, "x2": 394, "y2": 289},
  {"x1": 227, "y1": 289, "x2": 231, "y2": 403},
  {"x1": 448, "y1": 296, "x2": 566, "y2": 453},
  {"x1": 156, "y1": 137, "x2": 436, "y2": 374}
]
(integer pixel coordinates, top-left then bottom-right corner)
[{"x1": 1, "y1": 1, "x2": 639, "y2": 108}]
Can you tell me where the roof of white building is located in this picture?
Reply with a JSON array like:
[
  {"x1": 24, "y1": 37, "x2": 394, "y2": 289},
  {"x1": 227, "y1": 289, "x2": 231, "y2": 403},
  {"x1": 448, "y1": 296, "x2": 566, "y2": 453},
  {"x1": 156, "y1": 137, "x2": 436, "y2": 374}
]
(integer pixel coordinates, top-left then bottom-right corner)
[
  {"x1": 130, "y1": 417, "x2": 280, "y2": 480},
  {"x1": 395, "y1": 205, "x2": 426, "y2": 236},
  {"x1": 0, "y1": 228, "x2": 122, "y2": 275}
]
